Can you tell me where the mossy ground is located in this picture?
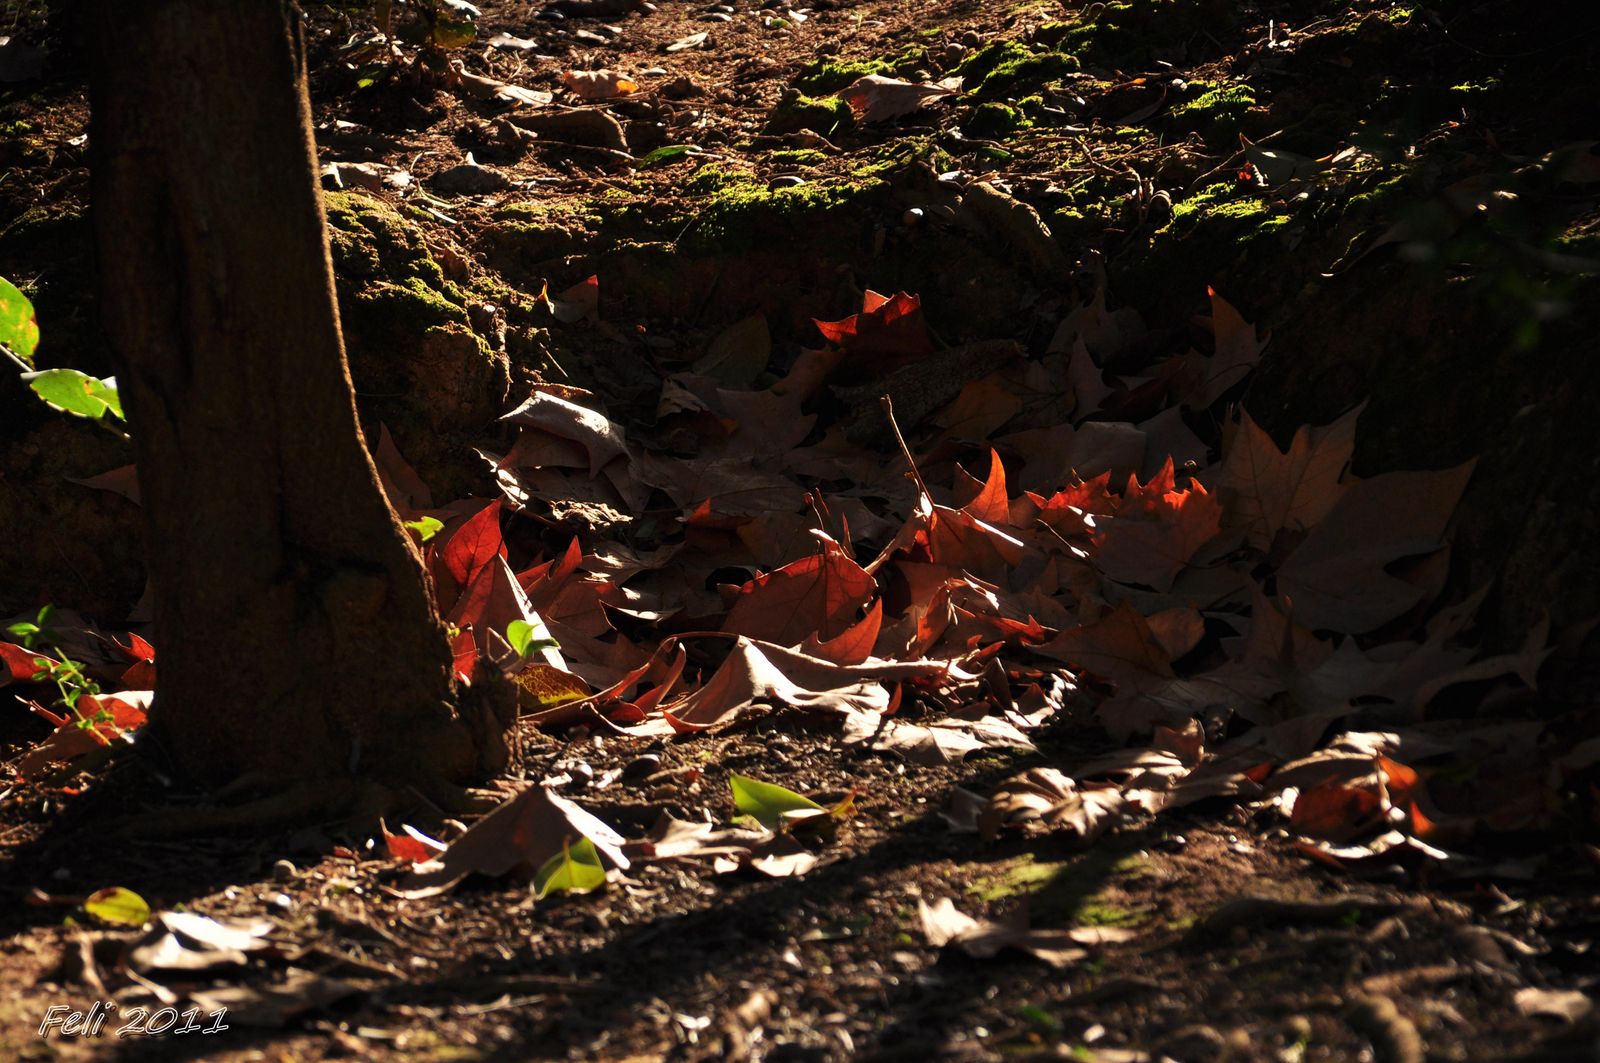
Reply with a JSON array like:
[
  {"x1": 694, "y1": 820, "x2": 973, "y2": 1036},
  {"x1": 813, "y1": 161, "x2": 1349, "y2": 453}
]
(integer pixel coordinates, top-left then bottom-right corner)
[{"x1": 966, "y1": 850, "x2": 1152, "y2": 926}]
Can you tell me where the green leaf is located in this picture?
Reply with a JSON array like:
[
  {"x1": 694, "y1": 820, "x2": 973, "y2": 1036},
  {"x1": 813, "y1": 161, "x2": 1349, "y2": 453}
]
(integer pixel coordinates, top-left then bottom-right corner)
[
  {"x1": 729, "y1": 772, "x2": 825, "y2": 831},
  {"x1": 22, "y1": 369, "x2": 123, "y2": 420},
  {"x1": 84, "y1": 886, "x2": 151, "y2": 927},
  {"x1": 5, "y1": 621, "x2": 39, "y2": 640},
  {"x1": 506, "y1": 618, "x2": 559, "y2": 658},
  {"x1": 430, "y1": 17, "x2": 477, "y2": 50},
  {"x1": 636, "y1": 144, "x2": 699, "y2": 168},
  {"x1": 405, "y1": 516, "x2": 444, "y2": 542},
  {"x1": 532, "y1": 837, "x2": 607, "y2": 899},
  {"x1": 0, "y1": 276, "x2": 39, "y2": 366},
  {"x1": 85, "y1": 375, "x2": 123, "y2": 419}
]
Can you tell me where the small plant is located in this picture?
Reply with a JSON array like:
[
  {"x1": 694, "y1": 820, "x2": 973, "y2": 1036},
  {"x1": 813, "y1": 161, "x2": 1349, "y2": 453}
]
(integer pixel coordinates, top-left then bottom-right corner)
[
  {"x1": 6, "y1": 605, "x2": 110, "y2": 731},
  {"x1": 1, "y1": 276, "x2": 126, "y2": 428}
]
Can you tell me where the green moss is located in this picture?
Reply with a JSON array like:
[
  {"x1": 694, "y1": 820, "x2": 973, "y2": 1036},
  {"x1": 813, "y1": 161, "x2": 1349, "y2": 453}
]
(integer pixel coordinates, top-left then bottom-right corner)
[
  {"x1": 966, "y1": 851, "x2": 1149, "y2": 924},
  {"x1": 1166, "y1": 182, "x2": 1272, "y2": 237},
  {"x1": 1076, "y1": 901, "x2": 1143, "y2": 927},
  {"x1": 766, "y1": 148, "x2": 830, "y2": 167},
  {"x1": 764, "y1": 92, "x2": 854, "y2": 137},
  {"x1": 1035, "y1": 0, "x2": 1240, "y2": 69},
  {"x1": 964, "y1": 101, "x2": 1032, "y2": 137},
  {"x1": 954, "y1": 40, "x2": 1033, "y2": 87},
  {"x1": 1448, "y1": 77, "x2": 1501, "y2": 101},
  {"x1": 322, "y1": 190, "x2": 486, "y2": 363},
  {"x1": 795, "y1": 59, "x2": 892, "y2": 95},
  {"x1": 683, "y1": 170, "x2": 889, "y2": 253},
  {"x1": 973, "y1": 52, "x2": 1080, "y2": 98},
  {"x1": 324, "y1": 190, "x2": 449, "y2": 290},
  {"x1": 494, "y1": 199, "x2": 601, "y2": 226},
  {"x1": 1168, "y1": 81, "x2": 1258, "y2": 139},
  {"x1": 684, "y1": 163, "x2": 749, "y2": 194}
]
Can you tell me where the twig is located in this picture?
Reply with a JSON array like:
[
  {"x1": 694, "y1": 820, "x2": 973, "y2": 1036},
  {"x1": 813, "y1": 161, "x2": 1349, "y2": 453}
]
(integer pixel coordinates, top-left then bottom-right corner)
[{"x1": 879, "y1": 395, "x2": 931, "y2": 500}]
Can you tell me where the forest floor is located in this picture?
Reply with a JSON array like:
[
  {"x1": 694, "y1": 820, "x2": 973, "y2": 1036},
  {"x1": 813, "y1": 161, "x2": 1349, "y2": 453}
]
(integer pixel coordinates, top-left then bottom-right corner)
[{"x1": 2, "y1": 0, "x2": 1600, "y2": 1060}]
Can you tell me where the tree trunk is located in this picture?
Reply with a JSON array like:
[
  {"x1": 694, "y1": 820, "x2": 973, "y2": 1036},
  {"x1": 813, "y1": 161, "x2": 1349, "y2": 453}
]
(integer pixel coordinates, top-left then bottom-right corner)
[{"x1": 88, "y1": 1, "x2": 508, "y2": 791}]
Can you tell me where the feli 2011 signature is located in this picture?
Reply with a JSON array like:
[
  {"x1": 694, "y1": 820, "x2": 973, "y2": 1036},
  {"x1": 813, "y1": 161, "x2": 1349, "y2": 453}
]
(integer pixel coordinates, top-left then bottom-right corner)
[{"x1": 38, "y1": 1002, "x2": 229, "y2": 1038}]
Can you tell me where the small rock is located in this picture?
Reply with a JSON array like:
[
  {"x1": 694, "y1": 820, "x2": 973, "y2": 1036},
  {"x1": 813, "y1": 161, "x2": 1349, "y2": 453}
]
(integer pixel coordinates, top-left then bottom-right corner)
[
  {"x1": 268, "y1": 892, "x2": 293, "y2": 913},
  {"x1": 1156, "y1": 1024, "x2": 1228, "y2": 1062},
  {"x1": 433, "y1": 153, "x2": 511, "y2": 194},
  {"x1": 271, "y1": 859, "x2": 296, "y2": 882},
  {"x1": 623, "y1": 753, "x2": 663, "y2": 778},
  {"x1": 942, "y1": 43, "x2": 967, "y2": 67},
  {"x1": 768, "y1": 174, "x2": 806, "y2": 189},
  {"x1": 662, "y1": 75, "x2": 705, "y2": 98},
  {"x1": 702, "y1": 11, "x2": 733, "y2": 20},
  {"x1": 903, "y1": 207, "x2": 925, "y2": 226},
  {"x1": 960, "y1": 29, "x2": 981, "y2": 47}
]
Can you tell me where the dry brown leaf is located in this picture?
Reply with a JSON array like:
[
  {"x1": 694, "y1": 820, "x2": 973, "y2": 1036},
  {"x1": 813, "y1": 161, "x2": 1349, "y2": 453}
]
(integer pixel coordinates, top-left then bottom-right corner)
[
  {"x1": 919, "y1": 898, "x2": 1128, "y2": 966},
  {"x1": 502, "y1": 391, "x2": 628, "y2": 477},
  {"x1": 1217, "y1": 404, "x2": 1362, "y2": 551},
  {"x1": 562, "y1": 69, "x2": 639, "y2": 99},
  {"x1": 1276, "y1": 462, "x2": 1476, "y2": 633},
  {"x1": 396, "y1": 785, "x2": 629, "y2": 898},
  {"x1": 1195, "y1": 288, "x2": 1268, "y2": 406},
  {"x1": 836, "y1": 74, "x2": 955, "y2": 123}
]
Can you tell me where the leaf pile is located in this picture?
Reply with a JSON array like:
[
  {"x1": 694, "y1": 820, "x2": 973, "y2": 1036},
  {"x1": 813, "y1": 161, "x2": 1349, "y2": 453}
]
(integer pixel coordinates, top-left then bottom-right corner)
[{"x1": 4, "y1": 276, "x2": 1585, "y2": 890}]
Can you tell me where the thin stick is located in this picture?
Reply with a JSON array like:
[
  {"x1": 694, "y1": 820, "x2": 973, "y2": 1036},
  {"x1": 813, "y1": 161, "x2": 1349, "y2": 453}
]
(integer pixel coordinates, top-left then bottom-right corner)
[{"x1": 879, "y1": 395, "x2": 930, "y2": 500}]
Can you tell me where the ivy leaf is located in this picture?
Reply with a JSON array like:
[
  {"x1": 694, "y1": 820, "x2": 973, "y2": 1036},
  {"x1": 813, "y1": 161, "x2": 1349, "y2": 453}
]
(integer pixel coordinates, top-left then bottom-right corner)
[
  {"x1": 507, "y1": 617, "x2": 560, "y2": 658},
  {"x1": 84, "y1": 886, "x2": 151, "y2": 927},
  {"x1": 0, "y1": 276, "x2": 39, "y2": 365},
  {"x1": 532, "y1": 836, "x2": 607, "y2": 899},
  {"x1": 404, "y1": 516, "x2": 444, "y2": 542},
  {"x1": 729, "y1": 772, "x2": 826, "y2": 830},
  {"x1": 22, "y1": 369, "x2": 124, "y2": 421}
]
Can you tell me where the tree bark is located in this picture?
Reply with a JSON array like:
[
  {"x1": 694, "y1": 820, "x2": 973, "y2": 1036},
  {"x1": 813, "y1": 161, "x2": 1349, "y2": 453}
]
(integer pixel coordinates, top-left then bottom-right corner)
[{"x1": 88, "y1": 1, "x2": 508, "y2": 791}]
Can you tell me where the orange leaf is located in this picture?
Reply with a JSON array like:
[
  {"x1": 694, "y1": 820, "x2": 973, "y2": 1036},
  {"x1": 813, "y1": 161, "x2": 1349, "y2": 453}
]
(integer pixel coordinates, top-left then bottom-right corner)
[
  {"x1": 0, "y1": 642, "x2": 50, "y2": 684},
  {"x1": 723, "y1": 538, "x2": 876, "y2": 646},
  {"x1": 961, "y1": 450, "x2": 1011, "y2": 526},
  {"x1": 812, "y1": 290, "x2": 933, "y2": 358},
  {"x1": 1289, "y1": 780, "x2": 1382, "y2": 841},
  {"x1": 1034, "y1": 601, "x2": 1174, "y2": 693},
  {"x1": 802, "y1": 599, "x2": 884, "y2": 666}
]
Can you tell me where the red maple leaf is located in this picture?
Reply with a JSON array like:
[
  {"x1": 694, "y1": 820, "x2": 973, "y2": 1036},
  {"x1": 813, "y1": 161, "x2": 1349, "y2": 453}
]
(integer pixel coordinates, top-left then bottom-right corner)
[
  {"x1": 723, "y1": 538, "x2": 876, "y2": 646},
  {"x1": 813, "y1": 290, "x2": 934, "y2": 358}
]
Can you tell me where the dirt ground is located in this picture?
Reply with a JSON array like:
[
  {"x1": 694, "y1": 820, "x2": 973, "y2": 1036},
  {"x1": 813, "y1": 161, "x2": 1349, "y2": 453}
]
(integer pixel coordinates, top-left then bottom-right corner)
[{"x1": 2, "y1": 0, "x2": 1599, "y2": 1060}]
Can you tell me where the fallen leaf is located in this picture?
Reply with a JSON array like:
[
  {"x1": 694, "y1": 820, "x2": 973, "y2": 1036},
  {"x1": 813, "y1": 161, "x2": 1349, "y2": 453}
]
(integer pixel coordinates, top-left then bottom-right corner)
[
  {"x1": 1514, "y1": 987, "x2": 1593, "y2": 1023},
  {"x1": 919, "y1": 897, "x2": 1119, "y2": 966},
  {"x1": 722, "y1": 537, "x2": 876, "y2": 646},
  {"x1": 502, "y1": 389, "x2": 627, "y2": 476},
  {"x1": 1277, "y1": 463, "x2": 1476, "y2": 632},
  {"x1": 837, "y1": 74, "x2": 955, "y2": 124},
  {"x1": 1217, "y1": 405, "x2": 1361, "y2": 551},
  {"x1": 396, "y1": 785, "x2": 629, "y2": 898},
  {"x1": 563, "y1": 69, "x2": 639, "y2": 99},
  {"x1": 813, "y1": 290, "x2": 934, "y2": 358},
  {"x1": 1195, "y1": 288, "x2": 1268, "y2": 406}
]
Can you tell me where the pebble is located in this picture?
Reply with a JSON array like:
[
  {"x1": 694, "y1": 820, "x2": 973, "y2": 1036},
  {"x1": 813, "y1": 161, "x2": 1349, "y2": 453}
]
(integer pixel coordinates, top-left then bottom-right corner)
[
  {"x1": 702, "y1": 11, "x2": 734, "y2": 21},
  {"x1": 903, "y1": 207, "x2": 925, "y2": 226},
  {"x1": 271, "y1": 858, "x2": 296, "y2": 882},
  {"x1": 942, "y1": 43, "x2": 966, "y2": 67},
  {"x1": 623, "y1": 753, "x2": 663, "y2": 778},
  {"x1": 268, "y1": 892, "x2": 293, "y2": 913},
  {"x1": 960, "y1": 29, "x2": 981, "y2": 47},
  {"x1": 768, "y1": 174, "x2": 806, "y2": 189}
]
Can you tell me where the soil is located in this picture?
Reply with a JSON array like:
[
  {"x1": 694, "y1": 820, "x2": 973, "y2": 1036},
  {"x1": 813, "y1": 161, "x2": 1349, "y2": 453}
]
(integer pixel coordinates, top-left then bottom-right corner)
[{"x1": 2, "y1": 1, "x2": 1599, "y2": 1061}]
